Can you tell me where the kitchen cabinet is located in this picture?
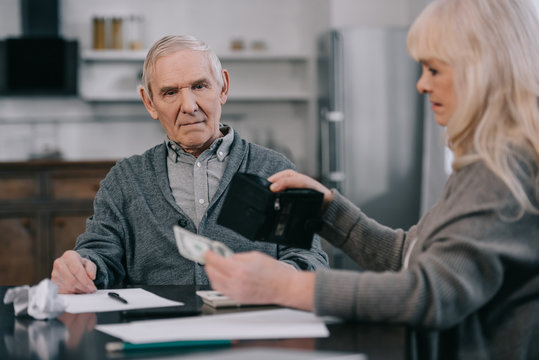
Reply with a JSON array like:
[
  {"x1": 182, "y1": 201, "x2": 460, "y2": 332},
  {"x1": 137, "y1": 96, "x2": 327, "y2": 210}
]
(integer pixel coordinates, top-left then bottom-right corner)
[{"x1": 0, "y1": 160, "x2": 115, "y2": 285}]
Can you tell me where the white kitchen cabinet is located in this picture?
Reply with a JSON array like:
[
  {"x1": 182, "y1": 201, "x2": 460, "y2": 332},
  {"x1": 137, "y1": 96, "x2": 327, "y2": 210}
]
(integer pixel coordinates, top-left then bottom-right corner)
[
  {"x1": 79, "y1": 50, "x2": 313, "y2": 102},
  {"x1": 79, "y1": 50, "x2": 144, "y2": 101}
]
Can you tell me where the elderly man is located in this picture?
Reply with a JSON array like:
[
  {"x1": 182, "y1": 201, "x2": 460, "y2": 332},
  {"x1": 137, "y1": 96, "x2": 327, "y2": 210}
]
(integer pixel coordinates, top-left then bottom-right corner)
[{"x1": 51, "y1": 35, "x2": 328, "y2": 293}]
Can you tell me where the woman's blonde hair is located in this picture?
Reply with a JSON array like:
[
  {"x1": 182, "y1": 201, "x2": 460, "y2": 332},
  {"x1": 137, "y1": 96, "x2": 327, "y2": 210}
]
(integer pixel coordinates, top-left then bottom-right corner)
[{"x1": 407, "y1": 0, "x2": 539, "y2": 216}]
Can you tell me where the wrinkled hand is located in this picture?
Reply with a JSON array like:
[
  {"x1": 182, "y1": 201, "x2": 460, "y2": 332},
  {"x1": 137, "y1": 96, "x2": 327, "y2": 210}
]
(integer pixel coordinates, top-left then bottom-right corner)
[
  {"x1": 268, "y1": 169, "x2": 333, "y2": 210},
  {"x1": 51, "y1": 250, "x2": 97, "y2": 294},
  {"x1": 205, "y1": 251, "x2": 295, "y2": 305},
  {"x1": 205, "y1": 250, "x2": 315, "y2": 311}
]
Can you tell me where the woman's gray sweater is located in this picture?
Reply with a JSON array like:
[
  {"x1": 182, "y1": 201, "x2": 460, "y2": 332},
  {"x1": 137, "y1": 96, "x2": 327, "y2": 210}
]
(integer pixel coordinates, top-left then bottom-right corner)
[{"x1": 315, "y1": 155, "x2": 538, "y2": 359}]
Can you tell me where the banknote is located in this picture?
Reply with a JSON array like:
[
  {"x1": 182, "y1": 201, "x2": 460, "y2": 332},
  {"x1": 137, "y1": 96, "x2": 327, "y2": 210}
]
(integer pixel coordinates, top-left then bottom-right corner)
[{"x1": 173, "y1": 225, "x2": 233, "y2": 264}]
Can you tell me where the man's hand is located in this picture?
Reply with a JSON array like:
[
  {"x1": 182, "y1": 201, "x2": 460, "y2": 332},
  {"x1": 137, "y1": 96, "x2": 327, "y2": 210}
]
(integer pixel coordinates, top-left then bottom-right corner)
[{"x1": 51, "y1": 250, "x2": 97, "y2": 294}]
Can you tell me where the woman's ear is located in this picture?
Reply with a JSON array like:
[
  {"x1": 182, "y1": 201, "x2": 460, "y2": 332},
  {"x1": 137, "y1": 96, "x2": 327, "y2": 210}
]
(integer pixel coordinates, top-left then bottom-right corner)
[
  {"x1": 219, "y1": 69, "x2": 230, "y2": 105},
  {"x1": 139, "y1": 85, "x2": 159, "y2": 120}
]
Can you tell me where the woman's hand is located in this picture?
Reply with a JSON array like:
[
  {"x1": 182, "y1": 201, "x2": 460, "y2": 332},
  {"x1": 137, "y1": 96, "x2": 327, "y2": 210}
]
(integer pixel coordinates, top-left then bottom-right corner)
[
  {"x1": 205, "y1": 250, "x2": 315, "y2": 311},
  {"x1": 268, "y1": 169, "x2": 334, "y2": 211}
]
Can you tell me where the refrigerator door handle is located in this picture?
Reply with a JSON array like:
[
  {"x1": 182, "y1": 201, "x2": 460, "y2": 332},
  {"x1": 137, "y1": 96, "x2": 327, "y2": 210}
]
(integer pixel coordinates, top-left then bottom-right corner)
[
  {"x1": 320, "y1": 108, "x2": 345, "y2": 190},
  {"x1": 320, "y1": 107, "x2": 330, "y2": 180},
  {"x1": 326, "y1": 111, "x2": 344, "y2": 122}
]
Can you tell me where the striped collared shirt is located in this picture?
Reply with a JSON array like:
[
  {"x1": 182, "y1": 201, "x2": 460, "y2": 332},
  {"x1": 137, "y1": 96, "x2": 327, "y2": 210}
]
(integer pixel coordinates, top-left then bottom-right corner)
[{"x1": 166, "y1": 125, "x2": 233, "y2": 227}]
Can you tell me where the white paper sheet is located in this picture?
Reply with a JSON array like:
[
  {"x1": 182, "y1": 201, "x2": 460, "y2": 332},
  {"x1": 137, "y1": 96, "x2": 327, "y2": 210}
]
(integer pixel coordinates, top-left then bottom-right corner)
[
  {"x1": 59, "y1": 288, "x2": 183, "y2": 314},
  {"x1": 96, "y1": 308, "x2": 329, "y2": 343},
  {"x1": 150, "y1": 348, "x2": 366, "y2": 360}
]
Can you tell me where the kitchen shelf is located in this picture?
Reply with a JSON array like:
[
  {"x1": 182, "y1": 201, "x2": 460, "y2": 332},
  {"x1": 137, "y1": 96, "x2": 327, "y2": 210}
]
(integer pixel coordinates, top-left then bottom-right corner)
[
  {"x1": 81, "y1": 50, "x2": 147, "y2": 61},
  {"x1": 228, "y1": 92, "x2": 310, "y2": 101},
  {"x1": 79, "y1": 50, "x2": 313, "y2": 103},
  {"x1": 81, "y1": 50, "x2": 309, "y2": 62},
  {"x1": 81, "y1": 93, "x2": 311, "y2": 103}
]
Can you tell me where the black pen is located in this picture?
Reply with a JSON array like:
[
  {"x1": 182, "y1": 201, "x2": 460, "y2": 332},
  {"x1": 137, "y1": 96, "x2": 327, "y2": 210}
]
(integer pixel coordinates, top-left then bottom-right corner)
[{"x1": 108, "y1": 292, "x2": 129, "y2": 304}]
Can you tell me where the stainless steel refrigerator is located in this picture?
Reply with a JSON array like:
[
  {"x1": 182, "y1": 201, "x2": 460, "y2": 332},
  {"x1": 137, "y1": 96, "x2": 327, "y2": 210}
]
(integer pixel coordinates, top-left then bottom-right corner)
[{"x1": 318, "y1": 27, "x2": 424, "y2": 269}]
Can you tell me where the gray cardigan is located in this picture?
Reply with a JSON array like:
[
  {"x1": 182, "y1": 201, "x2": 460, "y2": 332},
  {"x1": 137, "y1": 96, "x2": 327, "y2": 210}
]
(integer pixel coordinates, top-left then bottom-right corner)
[
  {"x1": 75, "y1": 130, "x2": 328, "y2": 287},
  {"x1": 314, "y1": 154, "x2": 539, "y2": 359}
]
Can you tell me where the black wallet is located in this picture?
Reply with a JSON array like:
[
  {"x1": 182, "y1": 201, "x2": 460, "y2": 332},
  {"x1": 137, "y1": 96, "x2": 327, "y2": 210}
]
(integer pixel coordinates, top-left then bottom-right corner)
[{"x1": 217, "y1": 172, "x2": 323, "y2": 249}]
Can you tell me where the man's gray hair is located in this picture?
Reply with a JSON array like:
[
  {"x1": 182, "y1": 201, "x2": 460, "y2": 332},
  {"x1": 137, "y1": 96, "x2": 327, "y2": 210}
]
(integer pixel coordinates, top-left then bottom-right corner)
[{"x1": 141, "y1": 35, "x2": 224, "y2": 99}]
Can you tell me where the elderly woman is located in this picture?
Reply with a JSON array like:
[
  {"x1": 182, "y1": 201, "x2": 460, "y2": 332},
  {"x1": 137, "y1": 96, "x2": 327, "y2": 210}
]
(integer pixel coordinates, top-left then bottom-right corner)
[{"x1": 205, "y1": 0, "x2": 539, "y2": 358}]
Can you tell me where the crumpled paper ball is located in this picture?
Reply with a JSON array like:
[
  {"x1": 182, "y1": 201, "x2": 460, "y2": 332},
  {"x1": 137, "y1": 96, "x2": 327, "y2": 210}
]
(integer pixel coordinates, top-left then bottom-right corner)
[{"x1": 3, "y1": 279, "x2": 67, "y2": 320}]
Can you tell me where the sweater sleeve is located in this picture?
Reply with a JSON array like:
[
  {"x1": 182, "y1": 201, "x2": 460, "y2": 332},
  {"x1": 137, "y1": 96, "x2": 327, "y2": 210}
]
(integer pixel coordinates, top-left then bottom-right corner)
[
  {"x1": 277, "y1": 234, "x2": 329, "y2": 270},
  {"x1": 74, "y1": 166, "x2": 128, "y2": 288},
  {"x1": 313, "y1": 161, "x2": 539, "y2": 330},
  {"x1": 318, "y1": 190, "x2": 408, "y2": 272}
]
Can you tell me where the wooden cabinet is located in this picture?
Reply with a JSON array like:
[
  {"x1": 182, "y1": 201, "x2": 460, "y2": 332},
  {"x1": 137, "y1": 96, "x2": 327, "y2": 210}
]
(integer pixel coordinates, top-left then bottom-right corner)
[
  {"x1": 0, "y1": 216, "x2": 38, "y2": 285},
  {"x1": 0, "y1": 161, "x2": 115, "y2": 285}
]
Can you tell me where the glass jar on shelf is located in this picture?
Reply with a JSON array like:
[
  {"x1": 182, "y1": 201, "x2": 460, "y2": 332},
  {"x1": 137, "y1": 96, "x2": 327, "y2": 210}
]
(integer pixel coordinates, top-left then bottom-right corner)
[
  {"x1": 92, "y1": 16, "x2": 106, "y2": 50},
  {"x1": 111, "y1": 17, "x2": 123, "y2": 50},
  {"x1": 125, "y1": 15, "x2": 145, "y2": 50}
]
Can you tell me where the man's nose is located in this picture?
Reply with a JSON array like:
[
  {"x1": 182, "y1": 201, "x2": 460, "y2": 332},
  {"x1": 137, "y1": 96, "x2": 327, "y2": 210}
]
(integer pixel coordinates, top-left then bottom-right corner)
[{"x1": 179, "y1": 90, "x2": 198, "y2": 114}]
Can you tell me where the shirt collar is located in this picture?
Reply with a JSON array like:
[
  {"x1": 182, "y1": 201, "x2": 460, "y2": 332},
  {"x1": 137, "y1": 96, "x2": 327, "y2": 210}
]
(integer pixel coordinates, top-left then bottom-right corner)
[{"x1": 165, "y1": 124, "x2": 233, "y2": 163}]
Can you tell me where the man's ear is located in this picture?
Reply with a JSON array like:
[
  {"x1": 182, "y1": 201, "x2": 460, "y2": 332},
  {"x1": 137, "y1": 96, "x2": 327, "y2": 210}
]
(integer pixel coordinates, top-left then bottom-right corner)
[
  {"x1": 219, "y1": 69, "x2": 230, "y2": 105},
  {"x1": 139, "y1": 85, "x2": 159, "y2": 120}
]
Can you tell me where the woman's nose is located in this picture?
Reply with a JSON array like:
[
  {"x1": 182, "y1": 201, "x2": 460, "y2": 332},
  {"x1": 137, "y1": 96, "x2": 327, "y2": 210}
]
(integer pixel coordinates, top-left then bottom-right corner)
[{"x1": 416, "y1": 70, "x2": 430, "y2": 94}]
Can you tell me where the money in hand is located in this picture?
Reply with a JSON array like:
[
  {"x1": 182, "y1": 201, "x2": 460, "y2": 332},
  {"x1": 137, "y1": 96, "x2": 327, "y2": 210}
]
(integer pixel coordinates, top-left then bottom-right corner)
[{"x1": 173, "y1": 225, "x2": 233, "y2": 264}]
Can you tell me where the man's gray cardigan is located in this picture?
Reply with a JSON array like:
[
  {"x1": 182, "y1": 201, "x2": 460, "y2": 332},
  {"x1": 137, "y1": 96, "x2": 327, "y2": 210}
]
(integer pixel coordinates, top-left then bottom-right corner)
[{"x1": 75, "y1": 130, "x2": 328, "y2": 288}]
